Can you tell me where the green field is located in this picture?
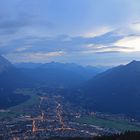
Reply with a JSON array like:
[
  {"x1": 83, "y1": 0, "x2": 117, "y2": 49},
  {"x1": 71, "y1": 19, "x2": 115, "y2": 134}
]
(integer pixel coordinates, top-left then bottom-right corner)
[
  {"x1": 0, "y1": 88, "x2": 40, "y2": 119},
  {"x1": 77, "y1": 116, "x2": 140, "y2": 132}
]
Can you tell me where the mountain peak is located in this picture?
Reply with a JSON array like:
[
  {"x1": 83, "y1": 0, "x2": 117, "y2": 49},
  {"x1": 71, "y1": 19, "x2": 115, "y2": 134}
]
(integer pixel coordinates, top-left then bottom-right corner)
[
  {"x1": 0, "y1": 55, "x2": 13, "y2": 74},
  {"x1": 126, "y1": 60, "x2": 140, "y2": 68},
  {"x1": 129, "y1": 60, "x2": 140, "y2": 64}
]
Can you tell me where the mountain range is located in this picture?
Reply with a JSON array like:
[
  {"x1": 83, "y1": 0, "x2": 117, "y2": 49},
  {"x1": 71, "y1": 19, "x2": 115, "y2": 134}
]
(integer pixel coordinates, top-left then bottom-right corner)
[
  {"x1": 0, "y1": 55, "x2": 104, "y2": 108},
  {"x1": 1, "y1": 55, "x2": 140, "y2": 119},
  {"x1": 16, "y1": 61, "x2": 106, "y2": 88},
  {"x1": 74, "y1": 60, "x2": 140, "y2": 119}
]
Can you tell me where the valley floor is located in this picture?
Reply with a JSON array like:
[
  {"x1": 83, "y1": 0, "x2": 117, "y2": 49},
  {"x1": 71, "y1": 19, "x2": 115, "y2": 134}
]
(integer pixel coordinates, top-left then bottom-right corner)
[{"x1": 0, "y1": 88, "x2": 140, "y2": 140}]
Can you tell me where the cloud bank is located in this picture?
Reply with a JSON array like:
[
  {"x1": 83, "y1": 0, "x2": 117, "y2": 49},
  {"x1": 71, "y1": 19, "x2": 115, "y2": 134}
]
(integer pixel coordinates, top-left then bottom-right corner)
[{"x1": 0, "y1": 0, "x2": 140, "y2": 65}]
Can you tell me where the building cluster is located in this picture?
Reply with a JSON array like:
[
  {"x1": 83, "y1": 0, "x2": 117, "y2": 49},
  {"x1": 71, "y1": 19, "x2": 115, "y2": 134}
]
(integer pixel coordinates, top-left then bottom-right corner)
[{"x1": 0, "y1": 95, "x2": 120, "y2": 140}]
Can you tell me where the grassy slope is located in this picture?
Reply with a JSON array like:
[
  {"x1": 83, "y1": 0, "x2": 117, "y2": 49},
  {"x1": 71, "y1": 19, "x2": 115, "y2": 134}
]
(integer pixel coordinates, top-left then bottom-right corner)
[
  {"x1": 77, "y1": 116, "x2": 140, "y2": 131},
  {"x1": 0, "y1": 88, "x2": 40, "y2": 119}
]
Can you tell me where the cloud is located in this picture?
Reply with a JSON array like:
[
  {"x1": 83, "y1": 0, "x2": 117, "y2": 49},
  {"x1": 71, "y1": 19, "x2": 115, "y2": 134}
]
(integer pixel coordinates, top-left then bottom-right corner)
[
  {"x1": 1, "y1": 21, "x2": 140, "y2": 65},
  {"x1": 4, "y1": 51, "x2": 65, "y2": 63},
  {"x1": 115, "y1": 36, "x2": 140, "y2": 52},
  {"x1": 1, "y1": 0, "x2": 140, "y2": 36},
  {"x1": 0, "y1": 19, "x2": 29, "y2": 35},
  {"x1": 1, "y1": 0, "x2": 140, "y2": 65},
  {"x1": 84, "y1": 26, "x2": 113, "y2": 37},
  {"x1": 0, "y1": 31, "x2": 124, "y2": 54}
]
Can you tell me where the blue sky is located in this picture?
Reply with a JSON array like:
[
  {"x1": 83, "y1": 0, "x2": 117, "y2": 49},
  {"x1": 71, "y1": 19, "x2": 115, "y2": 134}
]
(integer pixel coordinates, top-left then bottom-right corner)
[{"x1": 0, "y1": 0, "x2": 140, "y2": 65}]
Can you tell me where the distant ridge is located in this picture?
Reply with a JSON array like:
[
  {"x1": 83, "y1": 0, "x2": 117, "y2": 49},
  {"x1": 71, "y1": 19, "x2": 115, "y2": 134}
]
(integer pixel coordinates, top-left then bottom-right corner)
[{"x1": 19, "y1": 61, "x2": 105, "y2": 88}]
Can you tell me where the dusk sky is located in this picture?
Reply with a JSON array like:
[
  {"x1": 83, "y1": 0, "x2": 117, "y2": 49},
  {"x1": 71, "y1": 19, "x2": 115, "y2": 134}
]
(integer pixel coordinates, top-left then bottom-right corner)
[{"x1": 0, "y1": 0, "x2": 140, "y2": 65}]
